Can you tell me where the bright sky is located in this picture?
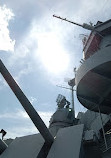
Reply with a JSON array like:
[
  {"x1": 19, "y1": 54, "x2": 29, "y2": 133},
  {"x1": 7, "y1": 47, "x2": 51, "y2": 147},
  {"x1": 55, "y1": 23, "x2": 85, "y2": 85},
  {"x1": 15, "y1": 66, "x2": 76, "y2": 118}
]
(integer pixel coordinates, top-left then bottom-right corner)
[{"x1": 0, "y1": 0, "x2": 111, "y2": 139}]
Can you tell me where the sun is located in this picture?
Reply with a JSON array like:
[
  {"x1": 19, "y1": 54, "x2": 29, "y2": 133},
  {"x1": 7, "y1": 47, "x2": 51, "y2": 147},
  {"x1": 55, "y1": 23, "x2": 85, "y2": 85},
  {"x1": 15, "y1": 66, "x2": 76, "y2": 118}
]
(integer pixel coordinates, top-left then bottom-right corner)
[{"x1": 37, "y1": 33, "x2": 70, "y2": 75}]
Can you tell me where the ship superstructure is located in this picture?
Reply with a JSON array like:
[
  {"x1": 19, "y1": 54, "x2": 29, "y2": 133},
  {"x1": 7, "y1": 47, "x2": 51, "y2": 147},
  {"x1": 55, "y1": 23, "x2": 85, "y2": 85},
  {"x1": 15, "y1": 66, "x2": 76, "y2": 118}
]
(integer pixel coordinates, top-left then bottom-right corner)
[
  {"x1": 76, "y1": 19, "x2": 111, "y2": 157},
  {"x1": 76, "y1": 19, "x2": 111, "y2": 114},
  {"x1": 0, "y1": 19, "x2": 111, "y2": 158}
]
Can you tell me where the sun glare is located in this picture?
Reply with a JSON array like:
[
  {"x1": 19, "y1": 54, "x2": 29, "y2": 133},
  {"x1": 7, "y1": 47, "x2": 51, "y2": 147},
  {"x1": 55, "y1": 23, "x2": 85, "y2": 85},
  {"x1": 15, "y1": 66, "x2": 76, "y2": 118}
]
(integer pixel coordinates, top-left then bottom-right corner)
[{"x1": 37, "y1": 33, "x2": 70, "y2": 75}]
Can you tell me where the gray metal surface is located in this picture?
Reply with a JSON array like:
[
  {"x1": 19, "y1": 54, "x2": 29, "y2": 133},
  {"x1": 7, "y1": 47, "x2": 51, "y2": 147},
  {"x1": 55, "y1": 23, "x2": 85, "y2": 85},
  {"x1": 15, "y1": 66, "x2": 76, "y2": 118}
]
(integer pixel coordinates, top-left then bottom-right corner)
[
  {"x1": 84, "y1": 130, "x2": 95, "y2": 141},
  {"x1": 95, "y1": 19, "x2": 111, "y2": 33},
  {"x1": 4, "y1": 139, "x2": 13, "y2": 146},
  {"x1": 76, "y1": 45, "x2": 111, "y2": 114},
  {"x1": 76, "y1": 46, "x2": 111, "y2": 86},
  {"x1": 0, "y1": 139, "x2": 7, "y2": 155},
  {"x1": 49, "y1": 108, "x2": 74, "y2": 137},
  {"x1": 0, "y1": 134, "x2": 44, "y2": 158},
  {"x1": 47, "y1": 124, "x2": 84, "y2": 158}
]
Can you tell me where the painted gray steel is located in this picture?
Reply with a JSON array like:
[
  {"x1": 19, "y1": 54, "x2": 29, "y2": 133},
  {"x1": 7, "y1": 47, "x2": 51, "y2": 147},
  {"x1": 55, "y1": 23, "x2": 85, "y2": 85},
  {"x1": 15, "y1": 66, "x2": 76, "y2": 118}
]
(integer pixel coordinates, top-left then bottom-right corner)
[
  {"x1": 0, "y1": 140, "x2": 7, "y2": 155},
  {"x1": 0, "y1": 134, "x2": 44, "y2": 158},
  {"x1": 47, "y1": 124, "x2": 84, "y2": 158},
  {"x1": 76, "y1": 46, "x2": 111, "y2": 113},
  {"x1": 76, "y1": 46, "x2": 111, "y2": 86}
]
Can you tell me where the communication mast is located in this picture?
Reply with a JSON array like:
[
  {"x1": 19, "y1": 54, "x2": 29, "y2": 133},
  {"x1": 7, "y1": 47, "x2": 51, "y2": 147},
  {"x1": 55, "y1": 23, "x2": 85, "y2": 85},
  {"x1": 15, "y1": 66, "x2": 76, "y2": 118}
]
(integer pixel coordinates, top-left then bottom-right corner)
[
  {"x1": 53, "y1": 15, "x2": 94, "y2": 31},
  {"x1": 56, "y1": 68, "x2": 76, "y2": 117}
]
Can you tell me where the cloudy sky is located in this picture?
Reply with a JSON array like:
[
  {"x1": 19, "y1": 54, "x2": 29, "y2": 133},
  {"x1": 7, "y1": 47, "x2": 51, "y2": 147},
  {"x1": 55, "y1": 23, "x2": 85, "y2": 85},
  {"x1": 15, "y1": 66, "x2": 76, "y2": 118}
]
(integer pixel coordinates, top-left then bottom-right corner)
[{"x1": 0, "y1": 0, "x2": 110, "y2": 139}]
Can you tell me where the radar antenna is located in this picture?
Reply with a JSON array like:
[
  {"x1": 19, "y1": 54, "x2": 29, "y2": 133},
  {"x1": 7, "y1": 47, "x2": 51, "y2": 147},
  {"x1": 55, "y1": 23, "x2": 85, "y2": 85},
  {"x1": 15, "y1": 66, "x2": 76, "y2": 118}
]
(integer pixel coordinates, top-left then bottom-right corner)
[{"x1": 56, "y1": 71, "x2": 76, "y2": 118}]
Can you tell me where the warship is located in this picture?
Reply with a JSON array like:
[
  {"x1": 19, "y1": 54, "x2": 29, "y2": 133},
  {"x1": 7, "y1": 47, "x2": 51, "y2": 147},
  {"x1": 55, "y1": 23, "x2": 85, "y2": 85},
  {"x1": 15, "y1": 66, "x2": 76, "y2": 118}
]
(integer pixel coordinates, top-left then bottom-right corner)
[{"x1": 0, "y1": 17, "x2": 111, "y2": 158}]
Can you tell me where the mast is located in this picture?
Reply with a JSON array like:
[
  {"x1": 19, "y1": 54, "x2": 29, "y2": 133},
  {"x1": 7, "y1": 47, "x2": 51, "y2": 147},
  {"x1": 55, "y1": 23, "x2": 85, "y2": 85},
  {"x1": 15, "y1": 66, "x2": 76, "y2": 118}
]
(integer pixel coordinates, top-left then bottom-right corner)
[{"x1": 53, "y1": 15, "x2": 94, "y2": 31}]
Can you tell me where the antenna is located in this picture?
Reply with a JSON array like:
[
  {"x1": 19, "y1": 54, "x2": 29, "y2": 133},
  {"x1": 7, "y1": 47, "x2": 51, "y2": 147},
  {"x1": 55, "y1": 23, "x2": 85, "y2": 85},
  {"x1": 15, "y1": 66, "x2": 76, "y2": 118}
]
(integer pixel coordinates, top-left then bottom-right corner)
[
  {"x1": 56, "y1": 74, "x2": 76, "y2": 118},
  {"x1": 53, "y1": 15, "x2": 94, "y2": 31},
  {"x1": 56, "y1": 85, "x2": 72, "y2": 90},
  {"x1": 53, "y1": 15, "x2": 103, "y2": 38}
]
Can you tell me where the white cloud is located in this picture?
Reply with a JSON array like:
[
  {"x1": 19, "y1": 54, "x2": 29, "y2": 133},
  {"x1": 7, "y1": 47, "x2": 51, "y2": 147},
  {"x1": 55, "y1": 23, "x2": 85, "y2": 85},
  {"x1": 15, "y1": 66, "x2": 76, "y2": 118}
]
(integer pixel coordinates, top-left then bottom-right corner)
[
  {"x1": 29, "y1": 96, "x2": 37, "y2": 104},
  {"x1": 6, "y1": 0, "x2": 105, "y2": 85},
  {"x1": 0, "y1": 107, "x2": 84, "y2": 139},
  {"x1": 36, "y1": 32, "x2": 70, "y2": 75},
  {"x1": 0, "y1": 64, "x2": 32, "y2": 90},
  {"x1": 0, "y1": 62, "x2": 33, "y2": 89},
  {"x1": 0, "y1": 109, "x2": 53, "y2": 138},
  {"x1": 0, "y1": 109, "x2": 52, "y2": 121},
  {"x1": 8, "y1": 38, "x2": 32, "y2": 66},
  {"x1": 14, "y1": 63, "x2": 33, "y2": 82},
  {"x1": 38, "y1": 111, "x2": 53, "y2": 127},
  {"x1": 7, "y1": 16, "x2": 72, "y2": 85},
  {"x1": 0, "y1": 74, "x2": 9, "y2": 89},
  {"x1": 27, "y1": 19, "x2": 74, "y2": 84},
  {"x1": 0, "y1": 5, "x2": 15, "y2": 52},
  {"x1": 5, "y1": 126, "x2": 37, "y2": 139},
  {"x1": 0, "y1": 109, "x2": 28, "y2": 119}
]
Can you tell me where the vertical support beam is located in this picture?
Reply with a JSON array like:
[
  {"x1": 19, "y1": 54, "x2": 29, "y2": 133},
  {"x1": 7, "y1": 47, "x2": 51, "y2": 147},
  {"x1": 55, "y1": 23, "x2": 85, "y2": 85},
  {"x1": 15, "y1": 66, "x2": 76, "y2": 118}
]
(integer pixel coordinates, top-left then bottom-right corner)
[
  {"x1": 71, "y1": 86, "x2": 75, "y2": 118},
  {"x1": 0, "y1": 59, "x2": 54, "y2": 145},
  {"x1": 98, "y1": 105, "x2": 108, "y2": 150}
]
